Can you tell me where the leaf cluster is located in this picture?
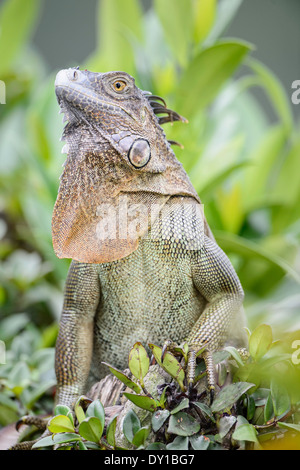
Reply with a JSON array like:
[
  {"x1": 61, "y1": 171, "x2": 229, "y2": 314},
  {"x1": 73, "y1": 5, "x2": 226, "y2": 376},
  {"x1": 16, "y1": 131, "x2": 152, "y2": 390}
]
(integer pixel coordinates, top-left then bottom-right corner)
[
  {"x1": 0, "y1": 0, "x2": 300, "y2": 440},
  {"x1": 111, "y1": 335, "x2": 300, "y2": 450},
  {"x1": 32, "y1": 397, "x2": 118, "y2": 450},
  {"x1": 35, "y1": 329, "x2": 300, "y2": 450}
]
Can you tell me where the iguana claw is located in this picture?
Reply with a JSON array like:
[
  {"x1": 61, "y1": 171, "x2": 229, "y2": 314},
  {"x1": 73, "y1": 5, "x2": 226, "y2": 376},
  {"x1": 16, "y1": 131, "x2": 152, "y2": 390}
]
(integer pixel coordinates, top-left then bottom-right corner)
[
  {"x1": 161, "y1": 339, "x2": 174, "y2": 362},
  {"x1": 8, "y1": 415, "x2": 50, "y2": 450},
  {"x1": 159, "y1": 340, "x2": 216, "y2": 402},
  {"x1": 16, "y1": 415, "x2": 48, "y2": 432}
]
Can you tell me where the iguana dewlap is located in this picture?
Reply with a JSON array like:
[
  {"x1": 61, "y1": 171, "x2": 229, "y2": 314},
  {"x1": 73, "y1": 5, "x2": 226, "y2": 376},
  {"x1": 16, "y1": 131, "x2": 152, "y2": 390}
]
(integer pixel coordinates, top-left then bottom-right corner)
[{"x1": 53, "y1": 68, "x2": 246, "y2": 407}]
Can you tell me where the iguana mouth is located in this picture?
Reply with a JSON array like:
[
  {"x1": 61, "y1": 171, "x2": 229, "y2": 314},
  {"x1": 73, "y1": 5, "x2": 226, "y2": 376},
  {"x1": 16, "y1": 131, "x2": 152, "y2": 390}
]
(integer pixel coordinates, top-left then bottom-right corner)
[
  {"x1": 55, "y1": 69, "x2": 137, "y2": 127},
  {"x1": 56, "y1": 86, "x2": 138, "y2": 127}
]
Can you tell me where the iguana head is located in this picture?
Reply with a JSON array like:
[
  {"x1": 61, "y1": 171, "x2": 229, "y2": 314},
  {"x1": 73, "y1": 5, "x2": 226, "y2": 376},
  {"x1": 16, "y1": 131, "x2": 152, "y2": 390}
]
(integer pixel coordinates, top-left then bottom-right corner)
[
  {"x1": 55, "y1": 68, "x2": 187, "y2": 169},
  {"x1": 53, "y1": 68, "x2": 201, "y2": 263}
]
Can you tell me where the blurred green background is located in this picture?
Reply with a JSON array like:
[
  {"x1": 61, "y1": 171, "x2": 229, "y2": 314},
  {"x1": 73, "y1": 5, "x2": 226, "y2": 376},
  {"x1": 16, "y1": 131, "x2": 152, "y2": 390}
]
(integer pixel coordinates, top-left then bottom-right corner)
[{"x1": 0, "y1": 0, "x2": 299, "y2": 425}]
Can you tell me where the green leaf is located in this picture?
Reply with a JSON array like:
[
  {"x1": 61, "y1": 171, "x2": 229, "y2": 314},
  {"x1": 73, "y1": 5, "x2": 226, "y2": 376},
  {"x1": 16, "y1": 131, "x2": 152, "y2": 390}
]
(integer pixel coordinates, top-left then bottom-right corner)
[
  {"x1": 24, "y1": 380, "x2": 56, "y2": 411},
  {"x1": 102, "y1": 362, "x2": 141, "y2": 394},
  {"x1": 249, "y1": 324, "x2": 273, "y2": 361},
  {"x1": 218, "y1": 415, "x2": 237, "y2": 438},
  {"x1": 89, "y1": 0, "x2": 142, "y2": 74},
  {"x1": 167, "y1": 412, "x2": 200, "y2": 437},
  {"x1": 246, "y1": 58, "x2": 293, "y2": 133},
  {"x1": 123, "y1": 392, "x2": 159, "y2": 412},
  {"x1": 0, "y1": 403, "x2": 19, "y2": 427},
  {"x1": 32, "y1": 435, "x2": 55, "y2": 449},
  {"x1": 175, "y1": 40, "x2": 252, "y2": 117},
  {"x1": 232, "y1": 423, "x2": 259, "y2": 444},
  {"x1": 47, "y1": 414, "x2": 75, "y2": 434},
  {"x1": 154, "y1": 0, "x2": 193, "y2": 66},
  {"x1": 224, "y1": 346, "x2": 245, "y2": 367},
  {"x1": 264, "y1": 392, "x2": 274, "y2": 423},
  {"x1": 0, "y1": 0, "x2": 41, "y2": 74},
  {"x1": 128, "y1": 342, "x2": 150, "y2": 383},
  {"x1": 270, "y1": 137, "x2": 300, "y2": 233},
  {"x1": 172, "y1": 342, "x2": 189, "y2": 362},
  {"x1": 132, "y1": 426, "x2": 150, "y2": 448},
  {"x1": 54, "y1": 405, "x2": 72, "y2": 417},
  {"x1": 106, "y1": 414, "x2": 118, "y2": 448},
  {"x1": 274, "y1": 138, "x2": 300, "y2": 205},
  {"x1": 171, "y1": 397, "x2": 189, "y2": 414},
  {"x1": 33, "y1": 434, "x2": 82, "y2": 449},
  {"x1": 241, "y1": 125, "x2": 287, "y2": 213},
  {"x1": 123, "y1": 409, "x2": 141, "y2": 444},
  {"x1": 205, "y1": 0, "x2": 243, "y2": 43},
  {"x1": 215, "y1": 231, "x2": 300, "y2": 285},
  {"x1": 211, "y1": 382, "x2": 255, "y2": 413},
  {"x1": 0, "y1": 394, "x2": 19, "y2": 414},
  {"x1": 8, "y1": 361, "x2": 31, "y2": 392},
  {"x1": 77, "y1": 441, "x2": 88, "y2": 450},
  {"x1": 270, "y1": 380, "x2": 291, "y2": 418},
  {"x1": 0, "y1": 313, "x2": 29, "y2": 341},
  {"x1": 53, "y1": 433, "x2": 82, "y2": 444},
  {"x1": 192, "y1": 0, "x2": 216, "y2": 43},
  {"x1": 159, "y1": 385, "x2": 168, "y2": 408},
  {"x1": 192, "y1": 402, "x2": 216, "y2": 423},
  {"x1": 189, "y1": 434, "x2": 210, "y2": 450},
  {"x1": 86, "y1": 400, "x2": 105, "y2": 432},
  {"x1": 74, "y1": 396, "x2": 87, "y2": 424},
  {"x1": 84, "y1": 442, "x2": 102, "y2": 450},
  {"x1": 146, "y1": 442, "x2": 166, "y2": 450},
  {"x1": 166, "y1": 436, "x2": 189, "y2": 450},
  {"x1": 246, "y1": 396, "x2": 256, "y2": 421},
  {"x1": 149, "y1": 344, "x2": 185, "y2": 390},
  {"x1": 217, "y1": 362, "x2": 228, "y2": 387},
  {"x1": 213, "y1": 350, "x2": 231, "y2": 364},
  {"x1": 190, "y1": 136, "x2": 247, "y2": 204},
  {"x1": 252, "y1": 388, "x2": 270, "y2": 406},
  {"x1": 236, "y1": 414, "x2": 251, "y2": 427},
  {"x1": 54, "y1": 404, "x2": 74, "y2": 427},
  {"x1": 152, "y1": 409, "x2": 170, "y2": 432},
  {"x1": 277, "y1": 422, "x2": 300, "y2": 433},
  {"x1": 78, "y1": 416, "x2": 103, "y2": 443}
]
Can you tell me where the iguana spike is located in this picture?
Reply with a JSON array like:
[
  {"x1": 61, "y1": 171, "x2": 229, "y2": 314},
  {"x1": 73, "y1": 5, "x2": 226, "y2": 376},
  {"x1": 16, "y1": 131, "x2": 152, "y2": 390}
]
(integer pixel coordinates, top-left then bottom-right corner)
[
  {"x1": 168, "y1": 140, "x2": 184, "y2": 149},
  {"x1": 145, "y1": 94, "x2": 187, "y2": 125}
]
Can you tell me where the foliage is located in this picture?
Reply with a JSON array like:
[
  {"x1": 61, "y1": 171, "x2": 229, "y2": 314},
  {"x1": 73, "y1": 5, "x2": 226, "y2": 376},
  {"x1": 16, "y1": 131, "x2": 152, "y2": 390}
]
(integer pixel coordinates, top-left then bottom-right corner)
[
  {"x1": 0, "y1": 0, "x2": 299, "y2": 445},
  {"x1": 0, "y1": 317, "x2": 56, "y2": 426},
  {"x1": 31, "y1": 338, "x2": 300, "y2": 450}
]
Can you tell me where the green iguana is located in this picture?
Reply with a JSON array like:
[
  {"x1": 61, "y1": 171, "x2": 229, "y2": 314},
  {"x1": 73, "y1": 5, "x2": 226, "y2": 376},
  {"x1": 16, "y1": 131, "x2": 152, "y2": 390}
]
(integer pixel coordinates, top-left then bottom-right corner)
[
  {"x1": 10, "y1": 67, "x2": 248, "y2": 450},
  {"x1": 49, "y1": 67, "x2": 246, "y2": 410}
]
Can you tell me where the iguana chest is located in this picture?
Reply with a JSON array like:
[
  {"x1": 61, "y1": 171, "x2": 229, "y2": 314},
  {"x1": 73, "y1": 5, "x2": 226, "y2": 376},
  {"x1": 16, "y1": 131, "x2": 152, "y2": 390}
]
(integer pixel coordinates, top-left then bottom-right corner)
[{"x1": 91, "y1": 235, "x2": 206, "y2": 379}]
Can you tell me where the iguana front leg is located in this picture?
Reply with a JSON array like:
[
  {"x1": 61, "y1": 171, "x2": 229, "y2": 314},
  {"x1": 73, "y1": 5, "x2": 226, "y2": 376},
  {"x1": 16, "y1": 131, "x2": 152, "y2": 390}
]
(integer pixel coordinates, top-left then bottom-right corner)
[
  {"x1": 189, "y1": 235, "x2": 245, "y2": 397},
  {"x1": 55, "y1": 260, "x2": 100, "y2": 408},
  {"x1": 9, "y1": 261, "x2": 100, "y2": 449}
]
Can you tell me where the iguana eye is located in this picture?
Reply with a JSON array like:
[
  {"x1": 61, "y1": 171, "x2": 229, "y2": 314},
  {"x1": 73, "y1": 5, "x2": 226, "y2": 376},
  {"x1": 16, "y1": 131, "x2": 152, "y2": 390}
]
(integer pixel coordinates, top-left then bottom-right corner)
[{"x1": 112, "y1": 80, "x2": 127, "y2": 92}]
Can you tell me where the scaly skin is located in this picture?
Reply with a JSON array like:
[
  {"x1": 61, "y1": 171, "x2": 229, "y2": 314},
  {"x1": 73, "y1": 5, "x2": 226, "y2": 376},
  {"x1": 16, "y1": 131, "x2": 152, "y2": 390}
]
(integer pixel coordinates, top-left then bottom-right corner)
[{"x1": 53, "y1": 68, "x2": 246, "y2": 408}]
